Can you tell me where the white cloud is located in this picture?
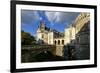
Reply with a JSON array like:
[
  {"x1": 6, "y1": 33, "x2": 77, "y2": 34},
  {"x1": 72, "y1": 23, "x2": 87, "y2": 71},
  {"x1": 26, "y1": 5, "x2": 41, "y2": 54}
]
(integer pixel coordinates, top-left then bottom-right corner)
[
  {"x1": 45, "y1": 11, "x2": 79, "y2": 24},
  {"x1": 45, "y1": 12, "x2": 57, "y2": 22}
]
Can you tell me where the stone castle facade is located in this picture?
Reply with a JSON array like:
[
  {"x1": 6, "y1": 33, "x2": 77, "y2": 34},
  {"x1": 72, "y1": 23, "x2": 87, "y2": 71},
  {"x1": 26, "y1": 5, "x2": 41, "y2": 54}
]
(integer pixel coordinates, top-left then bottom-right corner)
[{"x1": 36, "y1": 13, "x2": 90, "y2": 59}]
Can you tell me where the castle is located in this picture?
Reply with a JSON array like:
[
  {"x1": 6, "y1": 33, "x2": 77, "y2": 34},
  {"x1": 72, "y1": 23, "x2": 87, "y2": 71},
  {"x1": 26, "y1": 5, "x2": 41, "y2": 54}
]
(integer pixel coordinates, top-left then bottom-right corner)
[
  {"x1": 36, "y1": 13, "x2": 90, "y2": 59},
  {"x1": 36, "y1": 20, "x2": 75, "y2": 56}
]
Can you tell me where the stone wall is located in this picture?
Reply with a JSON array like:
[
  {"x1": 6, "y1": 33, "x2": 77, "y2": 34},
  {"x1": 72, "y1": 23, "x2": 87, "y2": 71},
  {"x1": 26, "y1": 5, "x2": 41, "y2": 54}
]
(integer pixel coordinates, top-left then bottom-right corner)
[{"x1": 75, "y1": 21, "x2": 90, "y2": 59}]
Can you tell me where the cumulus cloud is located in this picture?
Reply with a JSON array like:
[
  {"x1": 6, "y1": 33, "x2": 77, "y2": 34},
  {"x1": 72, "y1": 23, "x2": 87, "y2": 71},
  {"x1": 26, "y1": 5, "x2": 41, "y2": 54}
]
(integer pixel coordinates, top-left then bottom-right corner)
[
  {"x1": 45, "y1": 11, "x2": 80, "y2": 24},
  {"x1": 21, "y1": 10, "x2": 40, "y2": 25}
]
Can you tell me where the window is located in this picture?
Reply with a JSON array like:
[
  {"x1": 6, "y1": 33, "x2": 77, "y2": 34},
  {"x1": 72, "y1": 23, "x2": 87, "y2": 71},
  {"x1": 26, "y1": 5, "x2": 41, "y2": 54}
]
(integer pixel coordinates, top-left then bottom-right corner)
[
  {"x1": 54, "y1": 40, "x2": 56, "y2": 45},
  {"x1": 62, "y1": 40, "x2": 64, "y2": 45},
  {"x1": 42, "y1": 34, "x2": 44, "y2": 38},
  {"x1": 58, "y1": 40, "x2": 60, "y2": 45}
]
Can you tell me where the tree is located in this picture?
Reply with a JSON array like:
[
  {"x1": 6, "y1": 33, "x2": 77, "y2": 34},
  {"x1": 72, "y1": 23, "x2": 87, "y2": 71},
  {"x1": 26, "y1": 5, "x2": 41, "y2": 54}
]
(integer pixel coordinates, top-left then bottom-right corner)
[{"x1": 21, "y1": 30, "x2": 36, "y2": 45}]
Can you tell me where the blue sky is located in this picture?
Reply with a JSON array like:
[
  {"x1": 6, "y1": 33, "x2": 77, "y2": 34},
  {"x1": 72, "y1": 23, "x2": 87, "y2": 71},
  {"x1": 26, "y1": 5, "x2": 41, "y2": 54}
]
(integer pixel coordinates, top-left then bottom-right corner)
[{"x1": 21, "y1": 10, "x2": 80, "y2": 36}]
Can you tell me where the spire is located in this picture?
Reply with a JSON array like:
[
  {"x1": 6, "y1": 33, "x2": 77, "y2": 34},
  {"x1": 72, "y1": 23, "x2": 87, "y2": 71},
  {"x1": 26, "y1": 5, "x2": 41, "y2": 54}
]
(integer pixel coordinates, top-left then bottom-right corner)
[{"x1": 40, "y1": 20, "x2": 45, "y2": 28}]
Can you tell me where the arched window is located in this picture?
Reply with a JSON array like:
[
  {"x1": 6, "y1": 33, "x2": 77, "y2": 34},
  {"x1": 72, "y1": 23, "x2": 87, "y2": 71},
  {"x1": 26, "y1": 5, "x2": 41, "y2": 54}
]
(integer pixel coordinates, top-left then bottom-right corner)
[
  {"x1": 62, "y1": 40, "x2": 64, "y2": 45},
  {"x1": 54, "y1": 40, "x2": 56, "y2": 45},
  {"x1": 58, "y1": 40, "x2": 60, "y2": 45},
  {"x1": 42, "y1": 34, "x2": 44, "y2": 38}
]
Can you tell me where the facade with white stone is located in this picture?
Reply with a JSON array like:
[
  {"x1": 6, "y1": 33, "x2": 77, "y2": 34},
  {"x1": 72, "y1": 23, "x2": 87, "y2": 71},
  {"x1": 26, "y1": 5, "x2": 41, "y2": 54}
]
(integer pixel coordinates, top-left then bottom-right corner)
[{"x1": 36, "y1": 13, "x2": 90, "y2": 58}]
